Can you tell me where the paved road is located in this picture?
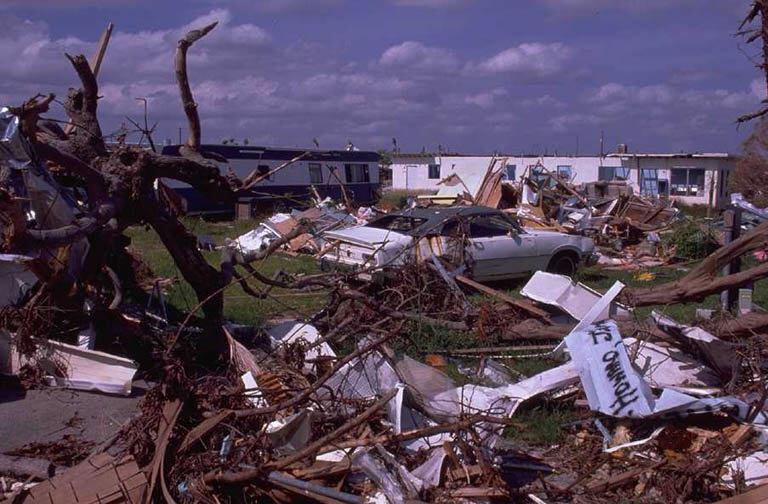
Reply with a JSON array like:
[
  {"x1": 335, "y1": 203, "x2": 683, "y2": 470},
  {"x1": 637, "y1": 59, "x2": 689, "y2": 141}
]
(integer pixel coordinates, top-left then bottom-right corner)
[{"x1": 0, "y1": 380, "x2": 148, "y2": 452}]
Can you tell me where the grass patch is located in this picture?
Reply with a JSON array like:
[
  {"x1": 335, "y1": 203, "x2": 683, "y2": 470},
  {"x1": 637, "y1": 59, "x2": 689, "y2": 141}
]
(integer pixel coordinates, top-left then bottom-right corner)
[
  {"x1": 395, "y1": 324, "x2": 484, "y2": 358},
  {"x1": 377, "y1": 189, "x2": 428, "y2": 210},
  {"x1": 676, "y1": 203, "x2": 719, "y2": 220},
  {"x1": 505, "y1": 401, "x2": 576, "y2": 446},
  {"x1": 124, "y1": 216, "x2": 327, "y2": 326},
  {"x1": 504, "y1": 358, "x2": 560, "y2": 377},
  {"x1": 126, "y1": 214, "x2": 768, "y2": 335}
]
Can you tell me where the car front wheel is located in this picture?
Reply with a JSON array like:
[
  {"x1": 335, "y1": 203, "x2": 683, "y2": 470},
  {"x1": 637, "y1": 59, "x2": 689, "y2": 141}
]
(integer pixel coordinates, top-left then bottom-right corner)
[{"x1": 547, "y1": 252, "x2": 578, "y2": 277}]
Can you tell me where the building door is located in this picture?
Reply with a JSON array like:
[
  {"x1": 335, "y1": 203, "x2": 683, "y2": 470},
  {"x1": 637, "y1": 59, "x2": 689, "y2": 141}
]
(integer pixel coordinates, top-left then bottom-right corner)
[{"x1": 404, "y1": 164, "x2": 419, "y2": 190}]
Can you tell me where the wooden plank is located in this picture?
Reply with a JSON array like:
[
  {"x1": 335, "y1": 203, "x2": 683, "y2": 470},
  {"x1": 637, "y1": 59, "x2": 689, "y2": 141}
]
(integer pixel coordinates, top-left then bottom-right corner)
[
  {"x1": 2, "y1": 455, "x2": 148, "y2": 504},
  {"x1": 447, "y1": 464, "x2": 483, "y2": 481},
  {"x1": 89, "y1": 22, "x2": 114, "y2": 77},
  {"x1": 435, "y1": 344, "x2": 556, "y2": 355},
  {"x1": 455, "y1": 275, "x2": 550, "y2": 319},
  {"x1": 586, "y1": 461, "x2": 665, "y2": 493},
  {"x1": 449, "y1": 487, "x2": 508, "y2": 498},
  {"x1": 713, "y1": 485, "x2": 768, "y2": 504}
]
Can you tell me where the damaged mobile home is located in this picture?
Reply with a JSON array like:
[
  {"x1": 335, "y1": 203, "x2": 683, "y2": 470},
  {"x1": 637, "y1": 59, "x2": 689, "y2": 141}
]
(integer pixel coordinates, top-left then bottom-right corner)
[{"x1": 160, "y1": 144, "x2": 381, "y2": 215}]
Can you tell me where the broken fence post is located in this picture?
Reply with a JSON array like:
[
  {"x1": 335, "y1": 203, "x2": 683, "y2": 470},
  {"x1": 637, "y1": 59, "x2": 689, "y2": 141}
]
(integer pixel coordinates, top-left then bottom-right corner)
[{"x1": 721, "y1": 207, "x2": 742, "y2": 312}]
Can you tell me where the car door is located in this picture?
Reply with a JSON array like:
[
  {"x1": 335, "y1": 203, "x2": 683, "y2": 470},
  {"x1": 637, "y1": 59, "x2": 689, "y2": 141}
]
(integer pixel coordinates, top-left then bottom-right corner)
[{"x1": 466, "y1": 214, "x2": 539, "y2": 280}]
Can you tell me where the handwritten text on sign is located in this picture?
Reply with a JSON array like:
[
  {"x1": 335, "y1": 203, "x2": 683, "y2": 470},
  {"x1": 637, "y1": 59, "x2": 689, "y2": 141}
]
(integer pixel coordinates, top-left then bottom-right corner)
[{"x1": 565, "y1": 320, "x2": 653, "y2": 418}]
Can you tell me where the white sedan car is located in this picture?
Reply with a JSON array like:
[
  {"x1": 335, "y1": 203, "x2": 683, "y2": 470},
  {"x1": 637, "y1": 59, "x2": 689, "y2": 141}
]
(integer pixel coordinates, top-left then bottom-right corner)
[{"x1": 320, "y1": 206, "x2": 596, "y2": 281}]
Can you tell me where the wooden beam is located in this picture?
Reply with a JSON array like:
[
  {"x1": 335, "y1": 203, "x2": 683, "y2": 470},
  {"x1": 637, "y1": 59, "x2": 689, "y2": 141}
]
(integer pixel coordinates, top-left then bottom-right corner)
[
  {"x1": 713, "y1": 485, "x2": 768, "y2": 504},
  {"x1": 455, "y1": 275, "x2": 550, "y2": 319},
  {"x1": 89, "y1": 22, "x2": 114, "y2": 77},
  {"x1": 434, "y1": 344, "x2": 557, "y2": 355}
]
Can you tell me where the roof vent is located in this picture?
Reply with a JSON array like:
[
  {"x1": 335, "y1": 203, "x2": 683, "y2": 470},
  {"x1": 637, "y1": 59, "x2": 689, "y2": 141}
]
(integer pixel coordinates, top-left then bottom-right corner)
[{"x1": 617, "y1": 143, "x2": 628, "y2": 154}]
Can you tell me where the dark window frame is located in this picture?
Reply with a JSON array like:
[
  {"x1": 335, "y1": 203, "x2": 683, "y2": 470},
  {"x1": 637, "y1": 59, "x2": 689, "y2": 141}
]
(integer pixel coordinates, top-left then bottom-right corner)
[
  {"x1": 344, "y1": 163, "x2": 370, "y2": 184},
  {"x1": 366, "y1": 215, "x2": 426, "y2": 232},
  {"x1": 598, "y1": 166, "x2": 629, "y2": 181},
  {"x1": 467, "y1": 213, "x2": 518, "y2": 238},
  {"x1": 670, "y1": 167, "x2": 705, "y2": 196},
  {"x1": 428, "y1": 163, "x2": 441, "y2": 179},
  {"x1": 504, "y1": 164, "x2": 516, "y2": 181},
  {"x1": 308, "y1": 163, "x2": 323, "y2": 184}
]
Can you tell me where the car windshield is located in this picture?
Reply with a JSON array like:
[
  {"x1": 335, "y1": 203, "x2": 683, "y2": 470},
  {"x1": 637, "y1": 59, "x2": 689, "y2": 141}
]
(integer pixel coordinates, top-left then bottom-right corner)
[
  {"x1": 366, "y1": 215, "x2": 427, "y2": 232},
  {"x1": 441, "y1": 213, "x2": 521, "y2": 237},
  {"x1": 468, "y1": 214, "x2": 517, "y2": 237}
]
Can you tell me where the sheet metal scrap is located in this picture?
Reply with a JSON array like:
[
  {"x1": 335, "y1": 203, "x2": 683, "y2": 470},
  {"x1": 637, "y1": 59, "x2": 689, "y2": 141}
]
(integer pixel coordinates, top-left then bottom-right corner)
[
  {"x1": 232, "y1": 199, "x2": 360, "y2": 257},
  {"x1": 12, "y1": 283, "x2": 768, "y2": 504}
]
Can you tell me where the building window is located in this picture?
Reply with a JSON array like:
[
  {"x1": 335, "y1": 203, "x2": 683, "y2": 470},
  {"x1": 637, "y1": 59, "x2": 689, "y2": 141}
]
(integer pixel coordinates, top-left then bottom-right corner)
[
  {"x1": 308, "y1": 163, "x2": 323, "y2": 184},
  {"x1": 428, "y1": 163, "x2": 441, "y2": 179},
  {"x1": 557, "y1": 165, "x2": 572, "y2": 180},
  {"x1": 640, "y1": 168, "x2": 659, "y2": 196},
  {"x1": 529, "y1": 164, "x2": 549, "y2": 186},
  {"x1": 670, "y1": 168, "x2": 705, "y2": 196},
  {"x1": 257, "y1": 164, "x2": 273, "y2": 181},
  {"x1": 598, "y1": 166, "x2": 628, "y2": 181},
  {"x1": 504, "y1": 164, "x2": 516, "y2": 181},
  {"x1": 344, "y1": 163, "x2": 370, "y2": 183}
]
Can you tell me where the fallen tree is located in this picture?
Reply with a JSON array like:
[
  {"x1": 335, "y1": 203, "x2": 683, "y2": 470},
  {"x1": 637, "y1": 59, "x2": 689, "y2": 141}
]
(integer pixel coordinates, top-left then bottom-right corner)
[
  {"x1": 623, "y1": 219, "x2": 768, "y2": 306},
  {"x1": 0, "y1": 22, "x2": 267, "y2": 358}
]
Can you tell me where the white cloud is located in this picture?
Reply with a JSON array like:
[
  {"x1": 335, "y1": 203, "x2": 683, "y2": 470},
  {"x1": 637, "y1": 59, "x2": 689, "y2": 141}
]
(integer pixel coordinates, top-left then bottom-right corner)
[
  {"x1": 476, "y1": 43, "x2": 574, "y2": 77},
  {"x1": 291, "y1": 72, "x2": 414, "y2": 100},
  {"x1": 190, "y1": 0, "x2": 343, "y2": 13},
  {"x1": 0, "y1": 0, "x2": 145, "y2": 7},
  {"x1": 521, "y1": 94, "x2": 565, "y2": 108},
  {"x1": 536, "y1": 0, "x2": 748, "y2": 15},
  {"x1": 465, "y1": 88, "x2": 507, "y2": 108},
  {"x1": 751, "y1": 78, "x2": 767, "y2": 101},
  {"x1": 379, "y1": 41, "x2": 459, "y2": 72},
  {"x1": 590, "y1": 83, "x2": 674, "y2": 105},
  {"x1": 550, "y1": 113, "x2": 601, "y2": 132},
  {"x1": 389, "y1": 0, "x2": 474, "y2": 7},
  {"x1": 247, "y1": 0, "x2": 343, "y2": 12},
  {"x1": 590, "y1": 80, "x2": 764, "y2": 116}
]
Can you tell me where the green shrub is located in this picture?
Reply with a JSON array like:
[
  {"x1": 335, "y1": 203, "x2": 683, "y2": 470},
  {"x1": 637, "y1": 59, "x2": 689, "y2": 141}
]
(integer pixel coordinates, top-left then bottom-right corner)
[
  {"x1": 378, "y1": 190, "x2": 427, "y2": 210},
  {"x1": 660, "y1": 219, "x2": 719, "y2": 260}
]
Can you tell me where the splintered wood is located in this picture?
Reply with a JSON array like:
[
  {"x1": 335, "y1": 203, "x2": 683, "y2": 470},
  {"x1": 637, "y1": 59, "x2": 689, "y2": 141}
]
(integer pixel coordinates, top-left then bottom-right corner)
[{"x1": 2, "y1": 454, "x2": 147, "y2": 504}]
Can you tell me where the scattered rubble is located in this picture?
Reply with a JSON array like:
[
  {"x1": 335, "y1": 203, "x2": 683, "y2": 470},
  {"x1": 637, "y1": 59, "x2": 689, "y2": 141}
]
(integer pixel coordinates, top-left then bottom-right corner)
[{"x1": 5, "y1": 18, "x2": 768, "y2": 504}]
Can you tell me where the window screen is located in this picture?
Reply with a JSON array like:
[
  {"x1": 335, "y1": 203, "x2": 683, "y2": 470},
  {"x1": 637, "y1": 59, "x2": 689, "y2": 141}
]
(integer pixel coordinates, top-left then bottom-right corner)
[
  {"x1": 344, "y1": 164, "x2": 370, "y2": 183},
  {"x1": 309, "y1": 163, "x2": 323, "y2": 184}
]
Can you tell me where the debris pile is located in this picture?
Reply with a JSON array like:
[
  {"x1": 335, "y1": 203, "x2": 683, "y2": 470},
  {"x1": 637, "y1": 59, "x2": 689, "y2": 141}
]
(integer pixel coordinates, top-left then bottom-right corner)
[{"x1": 5, "y1": 17, "x2": 768, "y2": 504}]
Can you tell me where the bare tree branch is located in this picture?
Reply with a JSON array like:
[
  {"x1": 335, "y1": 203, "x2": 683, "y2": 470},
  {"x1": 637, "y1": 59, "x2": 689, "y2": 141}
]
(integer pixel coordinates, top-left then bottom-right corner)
[{"x1": 175, "y1": 22, "x2": 217, "y2": 156}]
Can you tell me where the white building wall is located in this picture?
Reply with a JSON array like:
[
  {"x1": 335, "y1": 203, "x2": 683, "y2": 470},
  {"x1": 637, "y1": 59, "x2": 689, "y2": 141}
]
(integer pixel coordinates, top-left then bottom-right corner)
[
  {"x1": 613, "y1": 156, "x2": 733, "y2": 207},
  {"x1": 391, "y1": 154, "x2": 735, "y2": 207},
  {"x1": 391, "y1": 155, "x2": 623, "y2": 192}
]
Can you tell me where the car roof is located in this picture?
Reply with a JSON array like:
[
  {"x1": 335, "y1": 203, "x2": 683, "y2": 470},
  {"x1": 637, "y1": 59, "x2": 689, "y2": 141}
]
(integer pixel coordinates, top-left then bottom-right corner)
[{"x1": 372, "y1": 205, "x2": 502, "y2": 236}]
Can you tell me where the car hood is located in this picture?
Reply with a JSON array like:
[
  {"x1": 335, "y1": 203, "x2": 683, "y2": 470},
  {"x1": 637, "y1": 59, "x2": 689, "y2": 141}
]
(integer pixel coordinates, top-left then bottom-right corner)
[{"x1": 322, "y1": 226, "x2": 413, "y2": 248}]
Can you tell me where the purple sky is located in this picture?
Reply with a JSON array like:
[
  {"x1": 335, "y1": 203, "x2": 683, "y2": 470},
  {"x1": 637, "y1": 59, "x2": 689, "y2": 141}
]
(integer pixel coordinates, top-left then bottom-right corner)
[{"x1": 0, "y1": 0, "x2": 762, "y2": 154}]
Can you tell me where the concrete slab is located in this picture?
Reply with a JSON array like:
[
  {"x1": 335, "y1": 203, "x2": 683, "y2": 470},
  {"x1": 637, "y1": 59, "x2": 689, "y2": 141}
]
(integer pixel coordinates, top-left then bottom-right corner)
[{"x1": 0, "y1": 379, "x2": 147, "y2": 452}]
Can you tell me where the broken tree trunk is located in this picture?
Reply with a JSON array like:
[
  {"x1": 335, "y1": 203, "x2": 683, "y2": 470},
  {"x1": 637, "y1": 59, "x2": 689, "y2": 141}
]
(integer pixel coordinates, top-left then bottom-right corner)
[
  {"x1": 0, "y1": 21, "x2": 251, "y2": 360},
  {"x1": 624, "y1": 220, "x2": 768, "y2": 306}
]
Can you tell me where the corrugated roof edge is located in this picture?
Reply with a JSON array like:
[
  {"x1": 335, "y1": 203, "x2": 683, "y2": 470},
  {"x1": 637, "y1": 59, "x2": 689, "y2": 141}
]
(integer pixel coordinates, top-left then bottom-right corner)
[{"x1": 392, "y1": 152, "x2": 737, "y2": 159}]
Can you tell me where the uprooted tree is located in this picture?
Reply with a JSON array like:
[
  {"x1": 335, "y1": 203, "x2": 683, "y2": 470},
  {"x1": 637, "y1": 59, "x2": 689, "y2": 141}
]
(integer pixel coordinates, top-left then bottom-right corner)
[{"x1": 0, "y1": 22, "x2": 271, "y2": 359}]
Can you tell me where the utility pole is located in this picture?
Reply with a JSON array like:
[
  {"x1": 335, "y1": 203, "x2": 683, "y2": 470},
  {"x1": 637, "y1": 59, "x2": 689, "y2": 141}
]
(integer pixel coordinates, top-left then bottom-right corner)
[{"x1": 599, "y1": 130, "x2": 604, "y2": 158}]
